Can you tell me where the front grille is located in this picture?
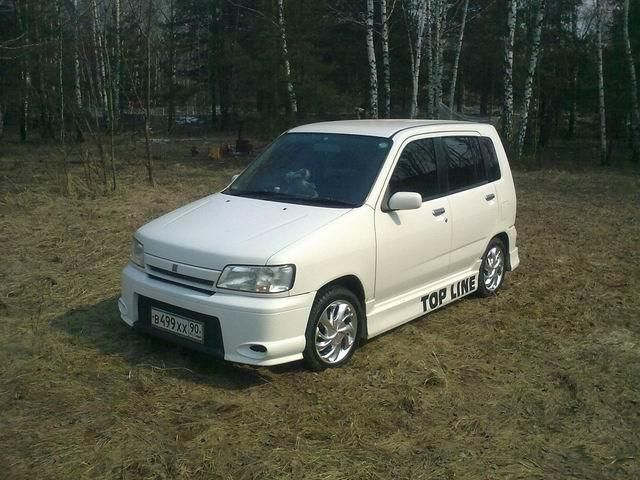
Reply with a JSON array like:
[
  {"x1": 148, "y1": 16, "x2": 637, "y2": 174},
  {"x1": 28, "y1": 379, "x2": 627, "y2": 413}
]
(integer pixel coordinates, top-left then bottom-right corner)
[
  {"x1": 136, "y1": 295, "x2": 224, "y2": 358},
  {"x1": 148, "y1": 265, "x2": 215, "y2": 287},
  {"x1": 147, "y1": 274, "x2": 213, "y2": 295}
]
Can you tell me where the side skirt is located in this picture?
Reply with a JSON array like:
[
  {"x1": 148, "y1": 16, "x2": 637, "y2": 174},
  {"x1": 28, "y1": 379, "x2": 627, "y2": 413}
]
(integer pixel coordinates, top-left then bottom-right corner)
[{"x1": 365, "y1": 269, "x2": 480, "y2": 339}]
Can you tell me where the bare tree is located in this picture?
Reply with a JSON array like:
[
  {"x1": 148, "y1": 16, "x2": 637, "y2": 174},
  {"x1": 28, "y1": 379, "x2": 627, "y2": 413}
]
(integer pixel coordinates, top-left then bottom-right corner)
[
  {"x1": 406, "y1": 0, "x2": 427, "y2": 118},
  {"x1": 623, "y1": 0, "x2": 639, "y2": 162},
  {"x1": 430, "y1": 0, "x2": 446, "y2": 118},
  {"x1": 165, "y1": 0, "x2": 177, "y2": 132},
  {"x1": 277, "y1": 0, "x2": 297, "y2": 116},
  {"x1": 424, "y1": 0, "x2": 433, "y2": 117},
  {"x1": 72, "y1": 0, "x2": 82, "y2": 112},
  {"x1": 144, "y1": 0, "x2": 155, "y2": 185},
  {"x1": 567, "y1": 3, "x2": 578, "y2": 139},
  {"x1": 15, "y1": 0, "x2": 31, "y2": 142},
  {"x1": 113, "y1": 0, "x2": 121, "y2": 127},
  {"x1": 448, "y1": 0, "x2": 468, "y2": 111},
  {"x1": 90, "y1": 0, "x2": 108, "y2": 109},
  {"x1": 56, "y1": 0, "x2": 70, "y2": 195},
  {"x1": 380, "y1": 0, "x2": 391, "y2": 118},
  {"x1": 501, "y1": 0, "x2": 517, "y2": 145},
  {"x1": 515, "y1": 0, "x2": 545, "y2": 159},
  {"x1": 596, "y1": 0, "x2": 607, "y2": 165},
  {"x1": 366, "y1": 0, "x2": 378, "y2": 118}
]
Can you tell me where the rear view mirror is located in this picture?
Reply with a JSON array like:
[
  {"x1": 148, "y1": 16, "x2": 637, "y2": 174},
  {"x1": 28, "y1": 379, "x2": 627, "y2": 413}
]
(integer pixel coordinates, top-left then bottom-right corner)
[{"x1": 388, "y1": 192, "x2": 422, "y2": 211}]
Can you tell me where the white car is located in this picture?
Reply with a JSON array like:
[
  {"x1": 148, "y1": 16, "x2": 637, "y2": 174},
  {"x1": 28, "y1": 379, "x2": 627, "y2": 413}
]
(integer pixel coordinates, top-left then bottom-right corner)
[{"x1": 119, "y1": 120, "x2": 519, "y2": 370}]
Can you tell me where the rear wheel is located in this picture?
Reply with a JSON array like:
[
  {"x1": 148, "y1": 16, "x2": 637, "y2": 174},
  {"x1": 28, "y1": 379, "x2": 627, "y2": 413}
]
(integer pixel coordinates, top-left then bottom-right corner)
[
  {"x1": 303, "y1": 286, "x2": 362, "y2": 370},
  {"x1": 477, "y1": 238, "x2": 507, "y2": 297}
]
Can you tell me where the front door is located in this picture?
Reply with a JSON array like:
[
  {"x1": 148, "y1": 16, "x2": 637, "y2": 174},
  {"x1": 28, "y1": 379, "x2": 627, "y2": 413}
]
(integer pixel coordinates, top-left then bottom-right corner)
[{"x1": 374, "y1": 137, "x2": 452, "y2": 308}]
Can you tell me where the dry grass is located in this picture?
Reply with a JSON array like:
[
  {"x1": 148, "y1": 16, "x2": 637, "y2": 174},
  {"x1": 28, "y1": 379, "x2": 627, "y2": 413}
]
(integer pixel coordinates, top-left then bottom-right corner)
[{"x1": 1, "y1": 137, "x2": 639, "y2": 479}]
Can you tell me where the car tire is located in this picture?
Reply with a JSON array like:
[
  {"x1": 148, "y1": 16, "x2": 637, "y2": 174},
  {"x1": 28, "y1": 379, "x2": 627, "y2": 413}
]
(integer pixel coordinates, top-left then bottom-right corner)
[
  {"x1": 477, "y1": 238, "x2": 507, "y2": 297},
  {"x1": 303, "y1": 286, "x2": 363, "y2": 371}
]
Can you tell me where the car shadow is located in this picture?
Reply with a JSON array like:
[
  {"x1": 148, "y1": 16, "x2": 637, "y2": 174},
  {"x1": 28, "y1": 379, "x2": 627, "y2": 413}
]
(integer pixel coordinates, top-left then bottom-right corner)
[{"x1": 50, "y1": 296, "x2": 305, "y2": 390}]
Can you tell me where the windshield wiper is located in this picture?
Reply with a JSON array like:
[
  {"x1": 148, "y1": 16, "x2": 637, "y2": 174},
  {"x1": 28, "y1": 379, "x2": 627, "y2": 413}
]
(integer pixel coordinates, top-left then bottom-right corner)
[
  {"x1": 225, "y1": 190, "x2": 355, "y2": 208},
  {"x1": 226, "y1": 189, "x2": 293, "y2": 199},
  {"x1": 301, "y1": 198, "x2": 356, "y2": 208}
]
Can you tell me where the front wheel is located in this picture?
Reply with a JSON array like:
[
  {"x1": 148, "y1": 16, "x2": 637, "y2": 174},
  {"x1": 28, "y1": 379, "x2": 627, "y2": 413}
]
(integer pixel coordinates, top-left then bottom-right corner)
[
  {"x1": 303, "y1": 286, "x2": 362, "y2": 371},
  {"x1": 477, "y1": 238, "x2": 507, "y2": 297}
]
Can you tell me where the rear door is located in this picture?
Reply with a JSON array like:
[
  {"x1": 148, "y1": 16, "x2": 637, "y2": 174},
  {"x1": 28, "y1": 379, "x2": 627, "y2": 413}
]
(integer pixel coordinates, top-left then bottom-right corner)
[{"x1": 439, "y1": 135, "x2": 500, "y2": 274}]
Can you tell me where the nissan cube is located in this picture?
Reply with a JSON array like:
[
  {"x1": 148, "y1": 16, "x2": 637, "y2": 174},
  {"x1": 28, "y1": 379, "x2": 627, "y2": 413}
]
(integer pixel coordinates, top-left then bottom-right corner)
[{"x1": 119, "y1": 120, "x2": 520, "y2": 370}]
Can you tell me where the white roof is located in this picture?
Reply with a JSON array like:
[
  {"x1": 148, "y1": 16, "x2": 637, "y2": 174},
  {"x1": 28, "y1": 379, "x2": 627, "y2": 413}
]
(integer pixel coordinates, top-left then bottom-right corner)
[{"x1": 288, "y1": 119, "x2": 477, "y2": 138}]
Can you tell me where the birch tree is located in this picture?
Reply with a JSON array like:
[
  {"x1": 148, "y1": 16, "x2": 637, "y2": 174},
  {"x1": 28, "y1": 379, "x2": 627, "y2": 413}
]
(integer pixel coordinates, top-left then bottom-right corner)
[
  {"x1": 567, "y1": 3, "x2": 578, "y2": 139},
  {"x1": 72, "y1": 0, "x2": 82, "y2": 112},
  {"x1": 406, "y1": 0, "x2": 428, "y2": 118},
  {"x1": 514, "y1": 0, "x2": 545, "y2": 159},
  {"x1": 430, "y1": 0, "x2": 446, "y2": 118},
  {"x1": 623, "y1": 0, "x2": 639, "y2": 162},
  {"x1": 596, "y1": 0, "x2": 607, "y2": 165},
  {"x1": 424, "y1": 0, "x2": 433, "y2": 117},
  {"x1": 15, "y1": 0, "x2": 31, "y2": 142},
  {"x1": 113, "y1": 0, "x2": 121, "y2": 127},
  {"x1": 380, "y1": 0, "x2": 391, "y2": 118},
  {"x1": 501, "y1": 0, "x2": 517, "y2": 145},
  {"x1": 90, "y1": 0, "x2": 108, "y2": 109},
  {"x1": 448, "y1": 0, "x2": 468, "y2": 111},
  {"x1": 277, "y1": 0, "x2": 297, "y2": 115},
  {"x1": 165, "y1": 0, "x2": 177, "y2": 132},
  {"x1": 144, "y1": 0, "x2": 155, "y2": 185},
  {"x1": 366, "y1": 0, "x2": 378, "y2": 118},
  {"x1": 56, "y1": 0, "x2": 70, "y2": 195}
]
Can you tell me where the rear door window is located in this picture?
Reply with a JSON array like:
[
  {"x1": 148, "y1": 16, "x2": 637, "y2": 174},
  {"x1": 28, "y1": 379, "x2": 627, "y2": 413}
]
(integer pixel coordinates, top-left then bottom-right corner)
[
  {"x1": 479, "y1": 137, "x2": 501, "y2": 182},
  {"x1": 388, "y1": 138, "x2": 440, "y2": 200},
  {"x1": 441, "y1": 136, "x2": 486, "y2": 192}
]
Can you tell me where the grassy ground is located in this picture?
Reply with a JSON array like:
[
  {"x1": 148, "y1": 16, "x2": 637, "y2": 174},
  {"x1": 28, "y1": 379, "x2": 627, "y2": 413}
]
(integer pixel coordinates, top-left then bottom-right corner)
[{"x1": 1, "y1": 136, "x2": 639, "y2": 479}]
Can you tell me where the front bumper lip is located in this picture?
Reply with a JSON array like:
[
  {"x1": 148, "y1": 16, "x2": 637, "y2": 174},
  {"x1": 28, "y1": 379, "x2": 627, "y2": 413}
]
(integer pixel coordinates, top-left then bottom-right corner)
[{"x1": 119, "y1": 264, "x2": 314, "y2": 366}]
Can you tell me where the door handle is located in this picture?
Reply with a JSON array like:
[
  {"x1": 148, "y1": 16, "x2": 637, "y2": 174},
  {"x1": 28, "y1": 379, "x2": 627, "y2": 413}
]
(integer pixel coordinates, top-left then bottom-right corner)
[
  {"x1": 432, "y1": 208, "x2": 446, "y2": 216},
  {"x1": 485, "y1": 193, "x2": 496, "y2": 201}
]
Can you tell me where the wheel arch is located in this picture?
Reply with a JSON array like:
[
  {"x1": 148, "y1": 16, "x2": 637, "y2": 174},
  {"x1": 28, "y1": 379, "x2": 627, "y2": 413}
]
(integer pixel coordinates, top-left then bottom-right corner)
[
  {"x1": 317, "y1": 274, "x2": 369, "y2": 341},
  {"x1": 491, "y1": 232, "x2": 512, "y2": 270}
]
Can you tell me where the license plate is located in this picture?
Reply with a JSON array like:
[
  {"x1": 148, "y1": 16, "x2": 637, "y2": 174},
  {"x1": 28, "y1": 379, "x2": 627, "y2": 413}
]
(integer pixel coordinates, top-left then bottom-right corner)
[{"x1": 150, "y1": 307, "x2": 204, "y2": 343}]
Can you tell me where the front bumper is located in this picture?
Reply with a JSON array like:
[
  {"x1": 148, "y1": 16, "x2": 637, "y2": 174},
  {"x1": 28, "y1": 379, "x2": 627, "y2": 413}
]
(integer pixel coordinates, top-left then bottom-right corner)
[{"x1": 119, "y1": 264, "x2": 314, "y2": 366}]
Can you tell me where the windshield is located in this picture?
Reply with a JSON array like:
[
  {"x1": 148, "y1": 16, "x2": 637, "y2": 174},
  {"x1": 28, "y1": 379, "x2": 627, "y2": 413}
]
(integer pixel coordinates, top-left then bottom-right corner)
[{"x1": 225, "y1": 133, "x2": 392, "y2": 207}]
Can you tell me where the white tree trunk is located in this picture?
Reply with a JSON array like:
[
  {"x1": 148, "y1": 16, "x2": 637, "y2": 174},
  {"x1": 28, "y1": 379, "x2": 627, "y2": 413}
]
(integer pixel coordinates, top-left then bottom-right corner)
[
  {"x1": 409, "y1": 0, "x2": 427, "y2": 119},
  {"x1": 381, "y1": 0, "x2": 391, "y2": 118},
  {"x1": 501, "y1": 0, "x2": 518, "y2": 144},
  {"x1": 16, "y1": 0, "x2": 30, "y2": 141},
  {"x1": 425, "y1": 0, "x2": 434, "y2": 118},
  {"x1": 366, "y1": 0, "x2": 379, "y2": 118},
  {"x1": 623, "y1": 0, "x2": 640, "y2": 162},
  {"x1": 432, "y1": 0, "x2": 445, "y2": 118},
  {"x1": 277, "y1": 0, "x2": 297, "y2": 115},
  {"x1": 596, "y1": 0, "x2": 608, "y2": 164},
  {"x1": 73, "y1": 0, "x2": 82, "y2": 110},
  {"x1": 515, "y1": 0, "x2": 545, "y2": 159},
  {"x1": 448, "y1": 0, "x2": 468, "y2": 111},
  {"x1": 114, "y1": 0, "x2": 121, "y2": 125},
  {"x1": 56, "y1": 0, "x2": 70, "y2": 194},
  {"x1": 90, "y1": 0, "x2": 106, "y2": 109}
]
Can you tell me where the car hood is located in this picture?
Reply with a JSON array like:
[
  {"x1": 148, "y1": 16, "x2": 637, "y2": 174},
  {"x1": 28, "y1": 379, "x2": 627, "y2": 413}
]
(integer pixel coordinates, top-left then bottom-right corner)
[{"x1": 136, "y1": 193, "x2": 350, "y2": 270}]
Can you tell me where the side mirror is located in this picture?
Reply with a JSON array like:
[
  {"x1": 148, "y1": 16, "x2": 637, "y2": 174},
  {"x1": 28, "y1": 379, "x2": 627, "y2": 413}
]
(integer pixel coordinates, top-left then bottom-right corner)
[
  {"x1": 231, "y1": 174, "x2": 240, "y2": 183},
  {"x1": 388, "y1": 191, "x2": 422, "y2": 211}
]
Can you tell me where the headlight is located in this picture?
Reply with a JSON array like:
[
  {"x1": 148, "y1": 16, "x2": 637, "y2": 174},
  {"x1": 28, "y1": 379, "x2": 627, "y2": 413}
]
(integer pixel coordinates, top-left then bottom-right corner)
[
  {"x1": 131, "y1": 238, "x2": 145, "y2": 267},
  {"x1": 217, "y1": 265, "x2": 295, "y2": 293}
]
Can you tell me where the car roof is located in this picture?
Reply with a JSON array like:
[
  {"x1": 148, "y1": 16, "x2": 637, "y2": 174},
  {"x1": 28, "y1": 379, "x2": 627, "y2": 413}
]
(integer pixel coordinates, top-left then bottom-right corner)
[{"x1": 288, "y1": 119, "x2": 480, "y2": 138}]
